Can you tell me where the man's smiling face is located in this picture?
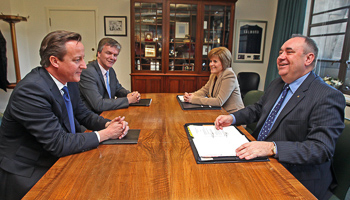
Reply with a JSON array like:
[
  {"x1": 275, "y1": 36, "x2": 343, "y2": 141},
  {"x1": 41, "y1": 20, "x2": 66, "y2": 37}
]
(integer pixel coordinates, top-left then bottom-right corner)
[
  {"x1": 97, "y1": 45, "x2": 119, "y2": 70},
  {"x1": 277, "y1": 37, "x2": 314, "y2": 84}
]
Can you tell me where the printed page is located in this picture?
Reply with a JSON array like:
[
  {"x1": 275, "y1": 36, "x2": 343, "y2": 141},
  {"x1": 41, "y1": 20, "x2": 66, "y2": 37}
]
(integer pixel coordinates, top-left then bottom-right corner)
[
  {"x1": 178, "y1": 95, "x2": 185, "y2": 102},
  {"x1": 188, "y1": 125, "x2": 249, "y2": 157}
]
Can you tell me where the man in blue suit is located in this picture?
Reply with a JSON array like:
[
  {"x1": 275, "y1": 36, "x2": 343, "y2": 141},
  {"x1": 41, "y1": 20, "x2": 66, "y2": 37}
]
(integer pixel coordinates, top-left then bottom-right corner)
[
  {"x1": 79, "y1": 38, "x2": 140, "y2": 114},
  {"x1": 0, "y1": 31, "x2": 129, "y2": 200},
  {"x1": 215, "y1": 35, "x2": 345, "y2": 200}
]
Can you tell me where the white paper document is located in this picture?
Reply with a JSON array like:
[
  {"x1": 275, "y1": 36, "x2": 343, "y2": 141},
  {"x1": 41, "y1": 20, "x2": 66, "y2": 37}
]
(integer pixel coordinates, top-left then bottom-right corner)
[
  {"x1": 188, "y1": 125, "x2": 249, "y2": 158},
  {"x1": 178, "y1": 95, "x2": 185, "y2": 102}
]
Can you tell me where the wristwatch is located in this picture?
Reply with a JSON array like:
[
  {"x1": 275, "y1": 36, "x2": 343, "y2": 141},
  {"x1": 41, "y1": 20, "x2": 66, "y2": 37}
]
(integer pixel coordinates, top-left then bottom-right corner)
[{"x1": 272, "y1": 141, "x2": 277, "y2": 155}]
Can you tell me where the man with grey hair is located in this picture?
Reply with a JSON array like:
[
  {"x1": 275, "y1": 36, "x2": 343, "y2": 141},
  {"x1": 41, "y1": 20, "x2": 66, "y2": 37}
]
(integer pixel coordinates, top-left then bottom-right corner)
[
  {"x1": 0, "y1": 31, "x2": 129, "y2": 200},
  {"x1": 79, "y1": 38, "x2": 140, "y2": 114},
  {"x1": 215, "y1": 34, "x2": 345, "y2": 199}
]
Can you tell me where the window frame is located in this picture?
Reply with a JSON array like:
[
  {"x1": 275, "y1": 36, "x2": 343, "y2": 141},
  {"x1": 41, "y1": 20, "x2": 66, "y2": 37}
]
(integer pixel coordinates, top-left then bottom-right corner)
[{"x1": 307, "y1": 0, "x2": 350, "y2": 95}]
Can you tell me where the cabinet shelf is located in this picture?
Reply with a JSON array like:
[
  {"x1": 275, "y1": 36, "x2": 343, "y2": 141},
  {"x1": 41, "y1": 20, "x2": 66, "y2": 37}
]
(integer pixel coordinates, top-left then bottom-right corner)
[{"x1": 131, "y1": 0, "x2": 237, "y2": 93}]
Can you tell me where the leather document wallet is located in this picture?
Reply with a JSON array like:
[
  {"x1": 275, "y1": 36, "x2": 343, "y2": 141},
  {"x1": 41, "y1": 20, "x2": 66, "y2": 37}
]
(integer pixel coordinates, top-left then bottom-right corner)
[
  {"x1": 101, "y1": 129, "x2": 140, "y2": 144},
  {"x1": 129, "y1": 99, "x2": 152, "y2": 106}
]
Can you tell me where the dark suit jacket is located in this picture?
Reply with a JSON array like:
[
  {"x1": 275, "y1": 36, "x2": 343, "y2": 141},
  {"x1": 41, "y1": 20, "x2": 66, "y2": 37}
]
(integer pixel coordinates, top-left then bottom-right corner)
[
  {"x1": 0, "y1": 67, "x2": 109, "y2": 200},
  {"x1": 233, "y1": 71, "x2": 345, "y2": 199},
  {"x1": 79, "y1": 60, "x2": 130, "y2": 114}
]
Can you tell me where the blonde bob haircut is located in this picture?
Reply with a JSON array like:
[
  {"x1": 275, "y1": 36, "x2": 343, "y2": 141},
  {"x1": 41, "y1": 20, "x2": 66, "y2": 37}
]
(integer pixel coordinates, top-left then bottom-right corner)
[{"x1": 208, "y1": 47, "x2": 232, "y2": 70}]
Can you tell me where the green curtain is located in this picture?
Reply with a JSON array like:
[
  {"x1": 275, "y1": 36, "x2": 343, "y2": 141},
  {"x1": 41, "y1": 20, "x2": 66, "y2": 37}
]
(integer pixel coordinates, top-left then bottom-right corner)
[{"x1": 264, "y1": 0, "x2": 307, "y2": 89}]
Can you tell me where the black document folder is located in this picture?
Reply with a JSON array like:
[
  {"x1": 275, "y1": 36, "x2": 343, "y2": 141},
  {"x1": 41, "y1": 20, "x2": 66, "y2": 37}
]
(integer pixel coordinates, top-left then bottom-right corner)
[
  {"x1": 130, "y1": 99, "x2": 152, "y2": 106},
  {"x1": 177, "y1": 95, "x2": 221, "y2": 110},
  {"x1": 184, "y1": 123, "x2": 269, "y2": 164},
  {"x1": 100, "y1": 129, "x2": 140, "y2": 144}
]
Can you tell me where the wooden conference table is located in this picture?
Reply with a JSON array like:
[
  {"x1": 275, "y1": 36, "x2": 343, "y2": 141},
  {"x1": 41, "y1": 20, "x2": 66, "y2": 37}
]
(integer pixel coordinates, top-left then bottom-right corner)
[{"x1": 24, "y1": 93, "x2": 316, "y2": 199}]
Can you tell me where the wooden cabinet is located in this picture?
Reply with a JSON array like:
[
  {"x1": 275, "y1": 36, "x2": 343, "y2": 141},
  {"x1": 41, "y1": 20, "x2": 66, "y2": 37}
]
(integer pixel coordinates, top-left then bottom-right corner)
[{"x1": 130, "y1": 0, "x2": 237, "y2": 93}]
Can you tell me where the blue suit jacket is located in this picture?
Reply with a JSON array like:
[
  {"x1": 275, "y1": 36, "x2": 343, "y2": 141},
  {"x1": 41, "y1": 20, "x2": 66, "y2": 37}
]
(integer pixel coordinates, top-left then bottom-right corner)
[
  {"x1": 233, "y1": 71, "x2": 345, "y2": 199},
  {"x1": 79, "y1": 60, "x2": 130, "y2": 114},
  {"x1": 0, "y1": 67, "x2": 109, "y2": 199}
]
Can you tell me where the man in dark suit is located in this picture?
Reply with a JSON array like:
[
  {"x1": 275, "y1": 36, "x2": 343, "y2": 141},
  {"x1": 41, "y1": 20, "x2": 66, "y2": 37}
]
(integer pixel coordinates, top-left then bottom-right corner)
[
  {"x1": 79, "y1": 38, "x2": 140, "y2": 114},
  {"x1": 215, "y1": 35, "x2": 345, "y2": 200},
  {"x1": 0, "y1": 31, "x2": 129, "y2": 200}
]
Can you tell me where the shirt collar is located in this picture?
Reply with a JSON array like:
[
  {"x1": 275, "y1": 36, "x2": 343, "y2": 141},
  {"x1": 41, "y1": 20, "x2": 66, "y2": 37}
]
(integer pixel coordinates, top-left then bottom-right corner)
[
  {"x1": 48, "y1": 72, "x2": 66, "y2": 91},
  {"x1": 98, "y1": 62, "x2": 108, "y2": 75},
  {"x1": 288, "y1": 72, "x2": 310, "y2": 94}
]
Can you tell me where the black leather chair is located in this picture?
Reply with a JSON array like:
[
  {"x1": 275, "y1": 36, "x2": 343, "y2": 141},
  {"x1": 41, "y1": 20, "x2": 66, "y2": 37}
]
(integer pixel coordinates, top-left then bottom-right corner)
[{"x1": 237, "y1": 72, "x2": 260, "y2": 98}]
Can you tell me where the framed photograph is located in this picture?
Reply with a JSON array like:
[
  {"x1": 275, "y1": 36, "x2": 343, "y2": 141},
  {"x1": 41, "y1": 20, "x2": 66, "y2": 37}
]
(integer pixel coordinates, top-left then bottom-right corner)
[
  {"x1": 104, "y1": 16, "x2": 127, "y2": 36},
  {"x1": 175, "y1": 22, "x2": 189, "y2": 38},
  {"x1": 145, "y1": 31, "x2": 153, "y2": 41},
  {"x1": 145, "y1": 44, "x2": 156, "y2": 57},
  {"x1": 234, "y1": 20, "x2": 267, "y2": 63}
]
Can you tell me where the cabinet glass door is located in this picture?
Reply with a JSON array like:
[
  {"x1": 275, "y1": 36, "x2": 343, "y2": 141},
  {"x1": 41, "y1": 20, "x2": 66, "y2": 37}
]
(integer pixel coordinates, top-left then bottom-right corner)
[
  {"x1": 169, "y1": 3, "x2": 197, "y2": 72},
  {"x1": 202, "y1": 5, "x2": 231, "y2": 72},
  {"x1": 134, "y1": 2, "x2": 163, "y2": 71}
]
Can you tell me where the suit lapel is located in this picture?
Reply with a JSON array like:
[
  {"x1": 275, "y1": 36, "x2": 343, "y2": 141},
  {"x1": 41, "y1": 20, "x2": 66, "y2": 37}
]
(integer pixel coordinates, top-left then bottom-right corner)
[
  {"x1": 268, "y1": 72, "x2": 316, "y2": 136},
  {"x1": 109, "y1": 67, "x2": 117, "y2": 97},
  {"x1": 93, "y1": 60, "x2": 110, "y2": 97},
  {"x1": 41, "y1": 68, "x2": 72, "y2": 133},
  {"x1": 211, "y1": 69, "x2": 226, "y2": 97},
  {"x1": 208, "y1": 74, "x2": 216, "y2": 97},
  {"x1": 252, "y1": 80, "x2": 284, "y2": 138}
]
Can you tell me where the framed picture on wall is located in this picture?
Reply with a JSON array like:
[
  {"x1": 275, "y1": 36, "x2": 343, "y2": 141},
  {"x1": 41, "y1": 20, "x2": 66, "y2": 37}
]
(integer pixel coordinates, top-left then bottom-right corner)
[
  {"x1": 104, "y1": 16, "x2": 127, "y2": 36},
  {"x1": 234, "y1": 20, "x2": 267, "y2": 63}
]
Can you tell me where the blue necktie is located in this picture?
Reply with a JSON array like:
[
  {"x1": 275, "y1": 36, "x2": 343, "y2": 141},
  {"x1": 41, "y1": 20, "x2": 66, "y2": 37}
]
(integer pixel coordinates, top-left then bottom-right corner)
[
  {"x1": 106, "y1": 71, "x2": 111, "y2": 98},
  {"x1": 257, "y1": 84, "x2": 290, "y2": 141},
  {"x1": 62, "y1": 86, "x2": 76, "y2": 134}
]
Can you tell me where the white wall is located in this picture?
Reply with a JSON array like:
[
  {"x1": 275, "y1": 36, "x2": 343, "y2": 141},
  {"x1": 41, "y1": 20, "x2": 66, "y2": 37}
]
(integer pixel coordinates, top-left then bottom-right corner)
[
  {"x1": 233, "y1": 0, "x2": 278, "y2": 91},
  {"x1": 0, "y1": 0, "x2": 278, "y2": 112},
  {"x1": 0, "y1": 0, "x2": 131, "y2": 112}
]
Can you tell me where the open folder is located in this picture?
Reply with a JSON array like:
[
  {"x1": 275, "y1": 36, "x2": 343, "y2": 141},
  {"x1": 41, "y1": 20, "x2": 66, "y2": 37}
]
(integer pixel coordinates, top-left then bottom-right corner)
[
  {"x1": 177, "y1": 95, "x2": 221, "y2": 110},
  {"x1": 100, "y1": 129, "x2": 140, "y2": 144},
  {"x1": 129, "y1": 99, "x2": 152, "y2": 106},
  {"x1": 184, "y1": 123, "x2": 269, "y2": 164}
]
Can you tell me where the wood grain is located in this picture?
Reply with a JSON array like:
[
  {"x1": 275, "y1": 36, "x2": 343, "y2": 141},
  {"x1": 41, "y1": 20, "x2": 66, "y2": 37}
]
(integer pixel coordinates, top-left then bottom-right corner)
[{"x1": 24, "y1": 93, "x2": 316, "y2": 199}]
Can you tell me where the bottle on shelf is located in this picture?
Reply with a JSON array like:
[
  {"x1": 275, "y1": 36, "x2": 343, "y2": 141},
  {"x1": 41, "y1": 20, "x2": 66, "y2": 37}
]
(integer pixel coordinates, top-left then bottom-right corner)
[{"x1": 170, "y1": 60, "x2": 174, "y2": 71}]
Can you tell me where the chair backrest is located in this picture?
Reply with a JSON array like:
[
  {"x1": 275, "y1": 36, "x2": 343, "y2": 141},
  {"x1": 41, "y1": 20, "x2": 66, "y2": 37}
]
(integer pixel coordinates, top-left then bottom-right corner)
[
  {"x1": 332, "y1": 118, "x2": 350, "y2": 200},
  {"x1": 242, "y1": 90, "x2": 264, "y2": 133},
  {"x1": 237, "y1": 72, "x2": 260, "y2": 98}
]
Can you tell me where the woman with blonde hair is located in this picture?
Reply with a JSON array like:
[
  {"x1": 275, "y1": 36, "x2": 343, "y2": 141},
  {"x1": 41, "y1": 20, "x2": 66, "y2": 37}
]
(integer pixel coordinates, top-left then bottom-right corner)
[{"x1": 184, "y1": 47, "x2": 244, "y2": 113}]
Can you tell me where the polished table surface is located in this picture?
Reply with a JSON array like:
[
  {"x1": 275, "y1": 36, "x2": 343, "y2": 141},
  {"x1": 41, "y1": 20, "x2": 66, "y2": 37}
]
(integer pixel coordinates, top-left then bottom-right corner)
[{"x1": 24, "y1": 93, "x2": 316, "y2": 199}]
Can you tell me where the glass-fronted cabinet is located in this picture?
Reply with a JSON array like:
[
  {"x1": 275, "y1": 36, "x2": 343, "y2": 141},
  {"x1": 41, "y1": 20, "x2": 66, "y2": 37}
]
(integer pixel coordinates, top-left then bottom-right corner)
[
  {"x1": 169, "y1": 4, "x2": 197, "y2": 72},
  {"x1": 134, "y1": 2, "x2": 163, "y2": 71},
  {"x1": 131, "y1": 0, "x2": 237, "y2": 93},
  {"x1": 202, "y1": 5, "x2": 232, "y2": 72}
]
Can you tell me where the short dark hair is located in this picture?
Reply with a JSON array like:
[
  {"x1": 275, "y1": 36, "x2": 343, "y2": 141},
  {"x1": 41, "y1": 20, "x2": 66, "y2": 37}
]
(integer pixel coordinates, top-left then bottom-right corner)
[
  {"x1": 96, "y1": 38, "x2": 122, "y2": 56},
  {"x1": 291, "y1": 34, "x2": 319, "y2": 66},
  {"x1": 39, "y1": 30, "x2": 82, "y2": 68},
  {"x1": 208, "y1": 47, "x2": 232, "y2": 69}
]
